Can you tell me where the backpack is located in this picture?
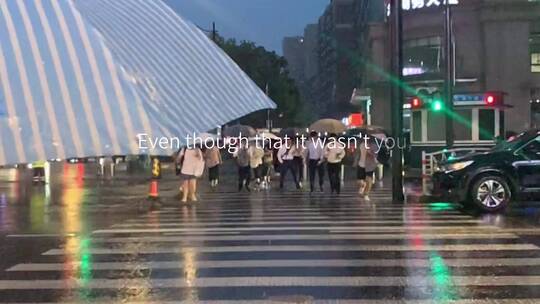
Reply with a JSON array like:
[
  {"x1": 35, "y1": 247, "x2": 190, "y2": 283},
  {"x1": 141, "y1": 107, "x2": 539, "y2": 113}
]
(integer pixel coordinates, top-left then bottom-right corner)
[{"x1": 376, "y1": 144, "x2": 390, "y2": 165}]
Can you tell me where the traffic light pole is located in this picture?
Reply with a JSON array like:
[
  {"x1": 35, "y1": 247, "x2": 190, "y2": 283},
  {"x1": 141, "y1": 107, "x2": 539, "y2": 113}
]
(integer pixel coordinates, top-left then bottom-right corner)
[
  {"x1": 445, "y1": 1, "x2": 455, "y2": 148},
  {"x1": 391, "y1": 0, "x2": 404, "y2": 203}
]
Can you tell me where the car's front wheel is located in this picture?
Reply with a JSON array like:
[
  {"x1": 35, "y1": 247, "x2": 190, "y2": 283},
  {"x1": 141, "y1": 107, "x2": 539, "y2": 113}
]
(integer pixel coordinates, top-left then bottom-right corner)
[{"x1": 471, "y1": 175, "x2": 511, "y2": 213}]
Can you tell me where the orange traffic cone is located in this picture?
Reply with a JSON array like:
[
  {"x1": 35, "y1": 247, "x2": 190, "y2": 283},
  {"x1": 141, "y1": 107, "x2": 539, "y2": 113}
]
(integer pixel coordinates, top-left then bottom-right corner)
[{"x1": 148, "y1": 180, "x2": 159, "y2": 199}]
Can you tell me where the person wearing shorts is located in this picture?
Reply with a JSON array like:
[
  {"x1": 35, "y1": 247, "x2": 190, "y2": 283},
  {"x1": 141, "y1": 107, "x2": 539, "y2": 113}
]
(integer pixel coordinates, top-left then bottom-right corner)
[
  {"x1": 205, "y1": 145, "x2": 222, "y2": 188},
  {"x1": 355, "y1": 138, "x2": 379, "y2": 201}
]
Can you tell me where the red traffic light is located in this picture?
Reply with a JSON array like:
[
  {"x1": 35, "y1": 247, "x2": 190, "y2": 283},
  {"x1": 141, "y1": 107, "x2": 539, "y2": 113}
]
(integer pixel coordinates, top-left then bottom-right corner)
[
  {"x1": 411, "y1": 97, "x2": 422, "y2": 108},
  {"x1": 484, "y1": 92, "x2": 504, "y2": 106}
]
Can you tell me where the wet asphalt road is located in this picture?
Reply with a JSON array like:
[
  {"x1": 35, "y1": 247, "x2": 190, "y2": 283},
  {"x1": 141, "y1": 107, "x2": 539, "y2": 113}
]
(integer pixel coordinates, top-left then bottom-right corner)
[{"x1": 1, "y1": 162, "x2": 540, "y2": 303}]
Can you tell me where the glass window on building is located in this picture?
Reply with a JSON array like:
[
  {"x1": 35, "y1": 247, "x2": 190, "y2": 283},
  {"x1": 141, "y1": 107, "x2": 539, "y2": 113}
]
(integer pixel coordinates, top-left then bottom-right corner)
[
  {"x1": 479, "y1": 109, "x2": 495, "y2": 141},
  {"x1": 530, "y1": 33, "x2": 540, "y2": 73},
  {"x1": 403, "y1": 36, "x2": 442, "y2": 76},
  {"x1": 427, "y1": 110, "x2": 446, "y2": 141},
  {"x1": 453, "y1": 109, "x2": 473, "y2": 141}
]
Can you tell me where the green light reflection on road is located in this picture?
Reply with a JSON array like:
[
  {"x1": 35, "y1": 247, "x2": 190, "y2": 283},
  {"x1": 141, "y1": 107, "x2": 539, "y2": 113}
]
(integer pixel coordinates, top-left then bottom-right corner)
[
  {"x1": 428, "y1": 202, "x2": 455, "y2": 211},
  {"x1": 78, "y1": 237, "x2": 93, "y2": 300},
  {"x1": 429, "y1": 252, "x2": 458, "y2": 302}
]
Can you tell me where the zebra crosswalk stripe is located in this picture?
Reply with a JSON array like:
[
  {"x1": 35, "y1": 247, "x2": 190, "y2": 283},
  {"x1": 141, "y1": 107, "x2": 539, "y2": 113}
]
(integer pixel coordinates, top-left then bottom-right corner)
[{"x1": 3, "y1": 186, "x2": 540, "y2": 302}]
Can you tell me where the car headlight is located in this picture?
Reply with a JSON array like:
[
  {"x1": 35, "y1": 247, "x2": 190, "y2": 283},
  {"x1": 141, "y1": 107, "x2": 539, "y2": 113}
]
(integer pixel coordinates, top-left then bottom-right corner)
[{"x1": 444, "y1": 160, "x2": 474, "y2": 172}]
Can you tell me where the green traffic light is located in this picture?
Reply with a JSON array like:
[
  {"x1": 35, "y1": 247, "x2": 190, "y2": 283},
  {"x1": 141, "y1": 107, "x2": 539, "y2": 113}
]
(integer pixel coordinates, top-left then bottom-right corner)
[{"x1": 431, "y1": 100, "x2": 443, "y2": 112}]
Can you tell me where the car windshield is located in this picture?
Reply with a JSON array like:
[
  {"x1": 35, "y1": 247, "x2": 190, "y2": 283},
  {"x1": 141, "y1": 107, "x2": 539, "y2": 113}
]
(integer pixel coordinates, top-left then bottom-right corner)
[{"x1": 491, "y1": 132, "x2": 535, "y2": 152}]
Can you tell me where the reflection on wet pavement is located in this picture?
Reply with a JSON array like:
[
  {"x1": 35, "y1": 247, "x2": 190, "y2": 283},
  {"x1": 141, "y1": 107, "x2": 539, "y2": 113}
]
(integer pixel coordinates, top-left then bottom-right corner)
[{"x1": 0, "y1": 165, "x2": 540, "y2": 303}]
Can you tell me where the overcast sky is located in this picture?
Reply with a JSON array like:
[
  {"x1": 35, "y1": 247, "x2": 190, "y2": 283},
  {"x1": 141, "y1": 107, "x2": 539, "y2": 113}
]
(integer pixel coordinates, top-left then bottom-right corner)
[{"x1": 164, "y1": 0, "x2": 329, "y2": 54}]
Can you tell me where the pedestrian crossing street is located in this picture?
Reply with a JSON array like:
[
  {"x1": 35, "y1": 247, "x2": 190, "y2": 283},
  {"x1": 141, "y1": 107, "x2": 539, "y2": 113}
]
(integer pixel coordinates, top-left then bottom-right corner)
[{"x1": 2, "y1": 187, "x2": 540, "y2": 303}]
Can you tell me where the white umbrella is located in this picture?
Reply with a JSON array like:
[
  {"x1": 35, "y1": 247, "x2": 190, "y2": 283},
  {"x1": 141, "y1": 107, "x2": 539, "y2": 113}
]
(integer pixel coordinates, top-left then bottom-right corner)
[
  {"x1": 258, "y1": 131, "x2": 279, "y2": 140},
  {"x1": 310, "y1": 119, "x2": 347, "y2": 134},
  {"x1": 0, "y1": 0, "x2": 275, "y2": 165}
]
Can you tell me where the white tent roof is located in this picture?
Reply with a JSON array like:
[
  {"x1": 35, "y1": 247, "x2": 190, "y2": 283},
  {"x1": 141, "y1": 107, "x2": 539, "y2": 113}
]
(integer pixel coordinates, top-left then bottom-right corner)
[{"x1": 0, "y1": 0, "x2": 275, "y2": 164}]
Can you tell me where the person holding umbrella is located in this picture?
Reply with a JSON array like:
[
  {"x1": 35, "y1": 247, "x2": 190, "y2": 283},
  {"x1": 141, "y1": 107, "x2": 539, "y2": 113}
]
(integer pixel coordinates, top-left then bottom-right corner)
[
  {"x1": 248, "y1": 139, "x2": 265, "y2": 190},
  {"x1": 177, "y1": 143, "x2": 205, "y2": 203},
  {"x1": 205, "y1": 143, "x2": 222, "y2": 189},
  {"x1": 235, "y1": 141, "x2": 252, "y2": 192},
  {"x1": 261, "y1": 145, "x2": 274, "y2": 189},
  {"x1": 277, "y1": 137, "x2": 301, "y2": 190},
  {"x1": 292, "y1": 138, "x2": 305, "y2": 189},
  {"x1": 306, "y1": 131, "x2": 325, "y2": 192},
  {"x1": 323, "y1": 133, "x2": 346, "y2": 195}
]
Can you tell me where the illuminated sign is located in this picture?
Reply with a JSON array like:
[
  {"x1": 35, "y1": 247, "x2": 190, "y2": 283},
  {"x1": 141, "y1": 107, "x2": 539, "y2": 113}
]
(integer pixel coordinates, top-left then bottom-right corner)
[
  {"x1": 403, "y1": 67, "x2": 425, "y2": 76},
  {"x1": 403, "y1": 0, "x2": 459, "y2": 10},
  {"x1": 387, "y1": 0, "x2": 459, "y2": 16}
]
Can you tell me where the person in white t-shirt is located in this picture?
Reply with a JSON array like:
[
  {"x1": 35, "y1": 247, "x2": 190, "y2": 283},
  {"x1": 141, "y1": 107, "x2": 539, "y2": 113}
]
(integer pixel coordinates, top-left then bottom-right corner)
[
  {"x1": 176, "y1": 145, "x2": 205, "y2": 203},
  {"x1": 323, "y1": 133, "x2": 346, "y2": 195},
  {"x1": 306, "y1": 131, "x2": 325, "y2": 192},
  {"x1": 277, "y1": 138, "x2": 301, "y2": 190}
]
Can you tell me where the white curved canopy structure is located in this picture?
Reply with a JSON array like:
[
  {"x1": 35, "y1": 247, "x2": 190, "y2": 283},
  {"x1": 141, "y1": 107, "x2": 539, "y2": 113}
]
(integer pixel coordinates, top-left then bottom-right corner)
[{"x1": 0, "y1": 0, "x2": 275, "y2": 164}]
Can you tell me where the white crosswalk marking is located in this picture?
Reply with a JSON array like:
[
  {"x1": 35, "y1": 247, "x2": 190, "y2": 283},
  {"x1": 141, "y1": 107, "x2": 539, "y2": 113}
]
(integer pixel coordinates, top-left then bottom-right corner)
[{"x1": 2, "y1": 187, "x2": 540, "y2": 302}]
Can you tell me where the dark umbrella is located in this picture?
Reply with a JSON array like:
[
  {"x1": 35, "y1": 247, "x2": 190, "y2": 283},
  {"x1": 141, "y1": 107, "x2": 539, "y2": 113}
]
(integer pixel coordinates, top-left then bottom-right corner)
[{"x1": 223, "y1": 125, "x2": 257, "y2": 138}]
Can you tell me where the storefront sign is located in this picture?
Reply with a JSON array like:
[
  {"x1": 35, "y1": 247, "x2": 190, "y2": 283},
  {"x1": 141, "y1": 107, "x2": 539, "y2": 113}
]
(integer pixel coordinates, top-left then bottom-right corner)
[
  {"x1": 453, "y1": 94, "x2": 485, "y2": 106},
  {"x1": 387, "y1": 0, "x2": 459, "y2": 16},
  {"x1": 403, "y1": 0, "x2": 459, "y2": 11}
]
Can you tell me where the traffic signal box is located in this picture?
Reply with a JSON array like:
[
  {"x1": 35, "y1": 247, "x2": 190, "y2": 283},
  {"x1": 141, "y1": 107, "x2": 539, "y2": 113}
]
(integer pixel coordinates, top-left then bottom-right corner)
[
  {"x1": 409, "y1": 92, "x2": 444, "y2": 112},
  {"x1": 483, "y1": 91, "x2": 504, "y2": 107},
  {"x1": 409, "y1": 91, "x2": 505, "y2": 110}
]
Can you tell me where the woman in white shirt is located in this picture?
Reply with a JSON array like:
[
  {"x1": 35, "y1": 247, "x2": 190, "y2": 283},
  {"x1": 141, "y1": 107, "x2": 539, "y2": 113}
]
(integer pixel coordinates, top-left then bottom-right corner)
[
  {"x1": 176, "y1": 145, "x2": 205, "y2": 203},
  {"x1": 248, "y1": 141, "x2": 265, "y2": 188},
  {"x1": 323, "y1": 133, "x2": 346, "y2": 195}
]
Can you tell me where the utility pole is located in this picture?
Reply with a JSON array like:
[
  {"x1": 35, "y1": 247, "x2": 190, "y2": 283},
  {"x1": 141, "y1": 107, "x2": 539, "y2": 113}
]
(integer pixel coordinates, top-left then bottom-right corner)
[
  {"x1": 265, "y1": 83, "x2": 272, "y2": 132},
  {"x1": 444, "y1": 2, "x2": 455, "y2": 148},
  {"x1": 390, "y1": 0, "x2": 404, "y2": 203},
  {"x1": 212, "y1": 22, "x2": 216, "y2": 42}
]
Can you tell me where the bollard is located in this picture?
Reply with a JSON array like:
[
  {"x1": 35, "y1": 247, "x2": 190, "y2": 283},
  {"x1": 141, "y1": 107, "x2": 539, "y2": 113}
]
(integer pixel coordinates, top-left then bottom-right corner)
[{"x1": 151, "y1": 157, "x2": 161, "y2": 179}]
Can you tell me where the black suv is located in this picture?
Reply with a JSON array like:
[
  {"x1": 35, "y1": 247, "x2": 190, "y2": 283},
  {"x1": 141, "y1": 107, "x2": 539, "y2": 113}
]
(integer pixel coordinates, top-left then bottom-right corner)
[{"x1": 433, "y1": 129, "x2": 540, "y2": 212}]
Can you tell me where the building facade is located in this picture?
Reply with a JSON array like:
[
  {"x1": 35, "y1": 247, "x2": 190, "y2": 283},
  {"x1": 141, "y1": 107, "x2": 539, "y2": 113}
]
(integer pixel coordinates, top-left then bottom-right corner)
[
  {"x1": 360, "y1": 0, "x2": 540, "y2": 134},
  {"x1": 282, "y1": 36, "x2": 306, "y2": 85},
  {"x1": 316, "y1": 0, "x2": 358, "y2": 118}
]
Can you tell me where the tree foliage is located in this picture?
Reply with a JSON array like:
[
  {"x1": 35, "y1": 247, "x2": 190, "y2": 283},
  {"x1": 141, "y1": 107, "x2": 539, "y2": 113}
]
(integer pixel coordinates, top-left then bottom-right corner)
[{"x1": 217, "y1": 38, "x2": 307, "y2": 128}]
